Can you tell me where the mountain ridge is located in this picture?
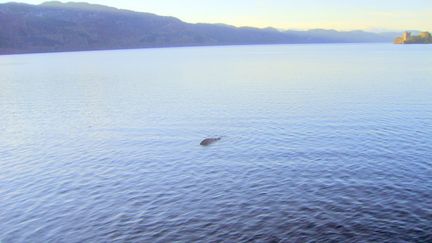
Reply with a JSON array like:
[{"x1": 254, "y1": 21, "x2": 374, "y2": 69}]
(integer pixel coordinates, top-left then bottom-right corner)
[{"x1": 0, "y1": 1, "x2": 402, "y2": 55}]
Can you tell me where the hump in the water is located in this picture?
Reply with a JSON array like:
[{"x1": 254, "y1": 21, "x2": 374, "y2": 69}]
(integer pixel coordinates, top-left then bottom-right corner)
[{"x1": 200, "y1": 137, "x2": 222, "y2": 146}]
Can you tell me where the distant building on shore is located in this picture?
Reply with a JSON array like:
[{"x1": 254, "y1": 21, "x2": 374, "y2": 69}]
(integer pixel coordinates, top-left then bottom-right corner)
[
  {"x1": 402, "y1": 32, "x2": 411, "y2": 42},
  {"x1": 395, "y1": 31, "x2": 432, "y2": 44}
]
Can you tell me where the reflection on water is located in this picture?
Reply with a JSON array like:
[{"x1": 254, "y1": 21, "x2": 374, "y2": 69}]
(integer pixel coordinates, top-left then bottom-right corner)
[{"x1": 1, "y1": 44, "x2": 432, "y2": 242}]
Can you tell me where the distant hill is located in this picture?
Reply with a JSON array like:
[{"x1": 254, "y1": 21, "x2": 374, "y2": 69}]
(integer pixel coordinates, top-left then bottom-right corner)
[{"x1": 0, "y1": 1, "x2": 401, "y2": 54}]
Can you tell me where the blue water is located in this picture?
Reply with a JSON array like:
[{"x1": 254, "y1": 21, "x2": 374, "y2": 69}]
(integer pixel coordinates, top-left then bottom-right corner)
[{"x1": 1, "y1": 44, "x2": 431, "y2": 242}]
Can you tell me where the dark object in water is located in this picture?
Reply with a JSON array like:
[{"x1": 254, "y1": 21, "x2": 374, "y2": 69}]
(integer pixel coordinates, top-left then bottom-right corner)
[{"x1": 200, "y1": 137, "x2": 221, "y2": 146}]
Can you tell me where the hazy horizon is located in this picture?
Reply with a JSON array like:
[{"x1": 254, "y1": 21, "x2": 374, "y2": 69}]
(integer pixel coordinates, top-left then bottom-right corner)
[{"x1": 1, "y1": 0, "x2": 431, "y2": 32}]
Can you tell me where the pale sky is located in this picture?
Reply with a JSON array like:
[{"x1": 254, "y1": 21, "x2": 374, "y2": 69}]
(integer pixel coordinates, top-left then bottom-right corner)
[{"x1": 2, "y1": 0, "x2": 431, "y2": 31}]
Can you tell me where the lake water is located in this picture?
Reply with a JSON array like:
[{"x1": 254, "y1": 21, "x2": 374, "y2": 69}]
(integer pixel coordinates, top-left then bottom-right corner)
[{"x1": 1, "y1": 44, "x2": 431, "y2": 242}]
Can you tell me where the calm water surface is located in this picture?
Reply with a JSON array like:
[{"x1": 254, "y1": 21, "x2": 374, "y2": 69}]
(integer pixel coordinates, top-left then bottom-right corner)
[{"x1": 1, "y1": 44, "x2": 431, "y2": 242}]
